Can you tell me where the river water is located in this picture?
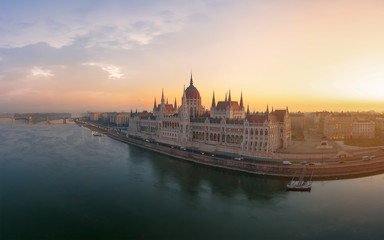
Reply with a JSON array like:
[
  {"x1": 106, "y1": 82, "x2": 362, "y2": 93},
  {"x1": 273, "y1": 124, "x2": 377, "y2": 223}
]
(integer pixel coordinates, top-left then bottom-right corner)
[{"x1": 0, "y1": 119, "x2": 383, "y2": 239}]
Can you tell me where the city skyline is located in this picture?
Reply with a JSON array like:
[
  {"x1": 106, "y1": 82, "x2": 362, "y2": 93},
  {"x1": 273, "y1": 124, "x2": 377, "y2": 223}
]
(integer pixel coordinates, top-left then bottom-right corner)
[{"x1": 1, "y1": 0, "x2": 384, "y2": 113}]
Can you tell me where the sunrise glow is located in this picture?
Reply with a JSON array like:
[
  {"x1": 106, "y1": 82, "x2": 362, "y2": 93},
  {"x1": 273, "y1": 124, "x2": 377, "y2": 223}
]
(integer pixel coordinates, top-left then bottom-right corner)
[{"x1": 1, "y1": 0, "x2": 384, "y2": 113}]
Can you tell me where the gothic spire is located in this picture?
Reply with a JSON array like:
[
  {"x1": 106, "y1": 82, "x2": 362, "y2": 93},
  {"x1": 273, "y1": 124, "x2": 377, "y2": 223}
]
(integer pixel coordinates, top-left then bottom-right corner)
[
  {"x1": 190, "y1": 72, "x2": 193, "y2": 85},
  {"x1": 228, "y1": 90, "x2": 232, "y2": 106},
  {"x1": 247, "y1": 105, "x2": 250, "y2": 115},
  {"x1": 161, "y1": 88, "x2": 165, "y2": 103},
  {"x1": 182, "y1": 87, "x2": 186, "y2": 104},
  {"x1": 266, "y1": 105, "x2": 269, "y2": 115},
  {"x1": 225, "y1": 92, "x2": 227, "y2": 102},
  {"x1": 240, "y1": 91, "x2": 244, "y2": 108},
  {"x1": 211, "y1": 91, "x2": 216, "y2": 108},
  {"x1": 167, "y1": 98, "x2": 168, "y2": 105},
  {"x1": 154, "y1": 98, "x2": 157, "y2": 109},
  {"x1": 174, "y1": 97, "x2": 177, "y2": 109}
]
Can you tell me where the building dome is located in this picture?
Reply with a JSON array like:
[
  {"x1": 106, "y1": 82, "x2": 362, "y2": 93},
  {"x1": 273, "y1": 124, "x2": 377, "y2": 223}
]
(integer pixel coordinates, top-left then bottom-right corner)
[{"x1": 185, "y1": 74, "x2": 201, "y2": 99}]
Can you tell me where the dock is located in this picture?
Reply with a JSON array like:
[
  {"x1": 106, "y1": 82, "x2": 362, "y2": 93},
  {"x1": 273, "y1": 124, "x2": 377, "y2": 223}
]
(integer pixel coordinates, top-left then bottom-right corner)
[{"x1": 286, "y1": 166, "x2": 312, "y2": 191}]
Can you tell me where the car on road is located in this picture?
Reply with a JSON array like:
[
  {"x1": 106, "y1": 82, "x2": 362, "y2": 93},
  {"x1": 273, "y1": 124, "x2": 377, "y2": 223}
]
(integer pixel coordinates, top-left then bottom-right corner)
[
  {"x1": 282, "y1": 161, "x2": 292, "y2": 165},
  {"x1": 234, "y1": 157, "x2": 244, "y2": 161}
]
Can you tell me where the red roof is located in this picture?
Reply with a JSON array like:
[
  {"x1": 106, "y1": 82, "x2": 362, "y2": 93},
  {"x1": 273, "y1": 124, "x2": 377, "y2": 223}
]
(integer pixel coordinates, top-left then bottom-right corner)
[
  {"x1": 185, "y1": 85, "x2": 200, "y2": 99},
  {"x1": 216, "y1": 101, "x2": 240, "y2": 110},
  {"x1": 246, "y1": 115, "x2": 268, "y2": 123},
  {"x1": 165, "y1": 104, "x2": 174, "y2": 111},
  {"x1": 273, "y1": 110, "x2": 287, "y2": 122},
  {"x1": 268, "y1": 115, "x2": 277, "y2": 123},
  {"x1": 137, "y1": 113, "x2": 150, "y2": 119}
]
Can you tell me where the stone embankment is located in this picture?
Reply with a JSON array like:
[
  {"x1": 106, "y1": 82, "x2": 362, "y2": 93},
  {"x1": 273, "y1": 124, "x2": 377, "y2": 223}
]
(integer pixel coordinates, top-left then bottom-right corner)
[{"x1": 81, "y1": 122, "x2": 384, "y2": 181}]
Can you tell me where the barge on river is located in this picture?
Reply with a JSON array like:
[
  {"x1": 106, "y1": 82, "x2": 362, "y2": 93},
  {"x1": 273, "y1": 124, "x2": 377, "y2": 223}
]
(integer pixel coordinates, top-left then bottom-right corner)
[{"x1": 286, "y1": 167, "x2": 313, "y2": 192}]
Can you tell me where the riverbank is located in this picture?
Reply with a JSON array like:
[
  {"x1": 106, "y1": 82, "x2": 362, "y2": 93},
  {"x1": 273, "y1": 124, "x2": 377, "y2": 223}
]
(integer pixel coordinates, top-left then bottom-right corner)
[{"x1": 79, "y1": 121, "x2": 384, "y2": 181}]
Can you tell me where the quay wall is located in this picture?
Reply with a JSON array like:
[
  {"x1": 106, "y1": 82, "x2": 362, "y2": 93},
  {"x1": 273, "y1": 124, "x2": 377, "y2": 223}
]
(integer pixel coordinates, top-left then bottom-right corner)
[{"x1": 82, "y1": 123, "x2": 384, "y2": 181}]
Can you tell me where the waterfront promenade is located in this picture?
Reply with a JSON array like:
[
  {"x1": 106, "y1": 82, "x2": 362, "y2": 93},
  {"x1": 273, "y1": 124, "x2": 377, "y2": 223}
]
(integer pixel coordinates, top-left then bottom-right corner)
[{"x1": 79, "y1": 121, "x2": 384, "y2": 180}]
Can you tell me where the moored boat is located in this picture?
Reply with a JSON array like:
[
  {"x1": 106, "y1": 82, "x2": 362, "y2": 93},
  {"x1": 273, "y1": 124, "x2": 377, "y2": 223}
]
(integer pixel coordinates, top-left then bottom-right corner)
[
  {"x1": 286, "y1": 167, "x2": 313, "y2": 192},
  {"x1": 92, "y1": 131, "x2": 102, "y2": 136}
]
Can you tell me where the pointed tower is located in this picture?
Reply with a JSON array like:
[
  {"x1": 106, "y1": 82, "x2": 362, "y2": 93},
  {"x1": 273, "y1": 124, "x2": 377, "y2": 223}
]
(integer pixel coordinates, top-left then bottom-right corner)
[
  {"x1": 225, "y1": 92, "x2": 227, "y2": 102},
  {"x1": 240, "y1": 92, "x2": 244, "y2": 109},
  {"x1": 247, "y1": 105, "x2": 250, "y2": 115},
  {"x1": 181, "y1": 87, "x2": 188, "y2": 119},
  {"x1": 190, "y1": 72, "x2": 193, "y2": 86},
  {"x1": 154, "y1": 98, "x2": 157, "y2": 109},
  {"x1": 272, "y1": 106, "x2": 274, "y2": 113},
  {"x1": 182, "y1": 87, "x2": 186, "y2": 105},
  {"x1": 266, "y1": 105, "x2": 269, "y2": 115},
  {"x1": 228, "y1": 90, "x2": 232, "y2": 103},
  {"x1": 161, "y1": 88, "x2": 165, "y2": 104},
  {"x1": 166, "y1": 98, "x2": 168, "y2": 105},
  {"x1": 179, "y1": 87, "x2": 190, "y2": 142},
  {"x1": 211, "y1": 91, "x2": 216, "y2": 108},
  {"x1": 174, "y1": 98, "x2": 177, "y2": 110}
]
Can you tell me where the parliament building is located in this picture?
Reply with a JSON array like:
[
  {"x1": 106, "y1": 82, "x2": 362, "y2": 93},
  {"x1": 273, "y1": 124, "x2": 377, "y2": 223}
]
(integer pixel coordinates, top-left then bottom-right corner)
[{"x1": 128, "y1": 74, "x2": 291, "y2": 157}]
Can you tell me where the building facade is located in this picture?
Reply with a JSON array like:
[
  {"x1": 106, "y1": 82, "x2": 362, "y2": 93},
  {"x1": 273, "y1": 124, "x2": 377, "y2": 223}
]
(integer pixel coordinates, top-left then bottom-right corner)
[
  {"x1": 352, "y1": 120, "x2": 375, "y2": 139},
  {"x1": 290, "y1": 112, "x2": 305, "y2": 129},
  {"x1": 376, "y1": 117, "x2": 384, "y2": 131},
  {"x1": 128, "y1": 75, "x2": 292, "y2": 157},
  {"x1": 323, "y1": 114, "x2": 375, "y2": 140}
]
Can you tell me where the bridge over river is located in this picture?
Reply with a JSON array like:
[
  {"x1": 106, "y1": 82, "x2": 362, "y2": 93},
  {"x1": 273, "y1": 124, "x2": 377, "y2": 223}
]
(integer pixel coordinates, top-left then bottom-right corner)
[{"x1": 0, "y1": 114, "x2": 72, "y2": 124}]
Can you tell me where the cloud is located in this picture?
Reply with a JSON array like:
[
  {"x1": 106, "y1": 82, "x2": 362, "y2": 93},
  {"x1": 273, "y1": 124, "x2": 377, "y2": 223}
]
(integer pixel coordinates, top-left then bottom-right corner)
[
  {"x1": 29, "y1": 66, "x2": 54, "y2": 78},
  {"x1": 83, "y1": 62, "x2": 124, "y2": 79},
  {"x1": 0, "y1": 1, "x2": 208, "y2": 49}
]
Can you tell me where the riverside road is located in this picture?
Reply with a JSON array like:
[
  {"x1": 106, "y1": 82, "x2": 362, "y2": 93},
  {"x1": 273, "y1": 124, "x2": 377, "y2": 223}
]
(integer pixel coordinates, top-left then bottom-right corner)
[{"x1": 78, "y1": 120, "x2": 384, "y2": 180}]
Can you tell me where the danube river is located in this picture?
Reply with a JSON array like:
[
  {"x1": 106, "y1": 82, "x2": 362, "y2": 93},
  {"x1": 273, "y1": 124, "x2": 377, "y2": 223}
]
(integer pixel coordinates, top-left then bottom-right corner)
[{"x1": 1, "y1": 120, "x2": 384, "y2": 239}]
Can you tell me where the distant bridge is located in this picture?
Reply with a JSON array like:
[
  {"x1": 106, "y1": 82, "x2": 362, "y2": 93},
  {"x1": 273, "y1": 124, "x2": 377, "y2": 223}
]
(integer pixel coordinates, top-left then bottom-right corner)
[{"x1": 0, "y1": 116, "x2": 72, "y2": 124}]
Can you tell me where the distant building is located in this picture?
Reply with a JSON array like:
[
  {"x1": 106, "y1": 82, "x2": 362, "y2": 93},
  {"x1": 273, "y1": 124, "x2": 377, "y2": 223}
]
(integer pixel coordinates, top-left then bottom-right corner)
[
  {"x1": 323, "y1": 114, "x2": 353, "y2": 140},
  {"x1": 88, "y1": 112, "x2": 103, "y2": 121},
  {"x1": 376, "y1": 117, "x2": 384, "y2": 131},
  {"x1": 116, "y1": 112, "x2": 130, "y2": 126},
  {"x1": 290, "y1": 112, "x2": 305, "y2": 129},
  {"x1": 352, "y1": 119, "x2": 375, "y2": 139},
  {"x1": 323, "y1": 113, "x2": 375, "y2": 140}
]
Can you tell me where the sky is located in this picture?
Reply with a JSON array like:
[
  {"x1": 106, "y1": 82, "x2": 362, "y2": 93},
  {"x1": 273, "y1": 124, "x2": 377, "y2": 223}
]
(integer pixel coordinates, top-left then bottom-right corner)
[{"x1": 1, "y1": 0, "x2": 384, "y2": 113}]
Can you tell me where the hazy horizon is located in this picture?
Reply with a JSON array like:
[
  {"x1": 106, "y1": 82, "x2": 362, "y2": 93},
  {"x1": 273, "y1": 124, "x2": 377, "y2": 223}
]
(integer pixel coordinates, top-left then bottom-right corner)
[{"x1": 1, "y1": 0, "x2": 384, "y2": 113}]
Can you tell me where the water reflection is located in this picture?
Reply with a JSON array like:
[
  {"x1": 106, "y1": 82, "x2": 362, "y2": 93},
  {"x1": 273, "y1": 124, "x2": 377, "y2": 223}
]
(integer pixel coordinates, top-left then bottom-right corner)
[
  {"x1": 127, "y1": 145, "x2": 288, "y2": 202},
  {"x1": 2, "y1": 121, "x2": 384, "y2": 239}
]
